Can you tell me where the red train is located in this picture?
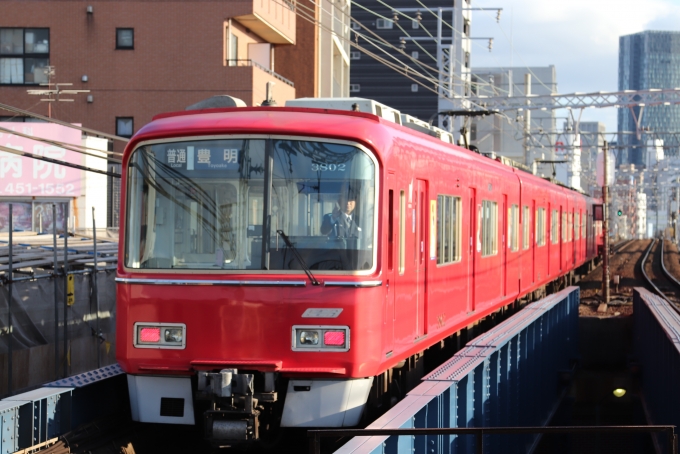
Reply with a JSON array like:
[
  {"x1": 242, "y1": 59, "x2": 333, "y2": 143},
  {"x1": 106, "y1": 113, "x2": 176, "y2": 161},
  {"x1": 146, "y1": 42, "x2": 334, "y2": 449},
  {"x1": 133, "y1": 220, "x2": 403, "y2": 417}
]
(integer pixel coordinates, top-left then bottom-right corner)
[{"x1": 116, "y1": 98, "x2": 602, "y2": 444}]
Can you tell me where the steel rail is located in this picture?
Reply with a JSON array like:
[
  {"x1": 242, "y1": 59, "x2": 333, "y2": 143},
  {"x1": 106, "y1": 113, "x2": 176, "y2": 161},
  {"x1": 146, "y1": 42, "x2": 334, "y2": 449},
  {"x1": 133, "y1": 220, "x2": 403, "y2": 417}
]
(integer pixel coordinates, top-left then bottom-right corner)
[
  {"x1": 641, "y1": 239, "x2": 668, "y2": 301},
  {"x1": 640, "y1": 239, "x2": 680, "y2": 317},
  {"x1": 659, "y1": 239, "x2": 680, "y2": 291}
]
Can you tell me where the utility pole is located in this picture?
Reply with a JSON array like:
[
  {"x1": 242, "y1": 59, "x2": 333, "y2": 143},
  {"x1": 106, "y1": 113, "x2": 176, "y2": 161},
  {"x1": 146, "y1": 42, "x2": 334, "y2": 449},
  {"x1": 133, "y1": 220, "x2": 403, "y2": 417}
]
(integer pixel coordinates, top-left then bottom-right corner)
[{"x1": 602, "y1": 140, "x2": 610, "y2": 305}]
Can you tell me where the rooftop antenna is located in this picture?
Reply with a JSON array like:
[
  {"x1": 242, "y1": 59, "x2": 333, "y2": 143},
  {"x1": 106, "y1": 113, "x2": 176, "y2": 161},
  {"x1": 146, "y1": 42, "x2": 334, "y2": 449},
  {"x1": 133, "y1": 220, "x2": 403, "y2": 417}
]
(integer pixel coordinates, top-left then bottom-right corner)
[{"x1": 26, "y1": 66, "x2": 89, "y2": 118}]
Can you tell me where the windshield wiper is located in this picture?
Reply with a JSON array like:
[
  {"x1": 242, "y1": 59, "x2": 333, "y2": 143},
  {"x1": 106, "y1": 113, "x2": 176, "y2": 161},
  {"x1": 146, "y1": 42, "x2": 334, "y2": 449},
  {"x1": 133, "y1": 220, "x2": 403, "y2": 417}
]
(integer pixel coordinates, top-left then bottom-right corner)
[{"x1": 276, "y1": 230, "x2": 320, "y2": 286}]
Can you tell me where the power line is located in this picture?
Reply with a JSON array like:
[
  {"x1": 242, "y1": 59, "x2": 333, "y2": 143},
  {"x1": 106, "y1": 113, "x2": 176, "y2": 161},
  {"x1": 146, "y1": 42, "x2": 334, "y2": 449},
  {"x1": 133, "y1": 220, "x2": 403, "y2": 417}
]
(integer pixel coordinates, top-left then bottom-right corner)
[
  {"x1": 0, "y1": 143, "x2": 121, "y2": 178},
  {"x1": 0, "y1": 125, "x2": 123, "y2": 163},
  {"x1": 0, "y1": 101, "x2": 129, "y2": 143}
]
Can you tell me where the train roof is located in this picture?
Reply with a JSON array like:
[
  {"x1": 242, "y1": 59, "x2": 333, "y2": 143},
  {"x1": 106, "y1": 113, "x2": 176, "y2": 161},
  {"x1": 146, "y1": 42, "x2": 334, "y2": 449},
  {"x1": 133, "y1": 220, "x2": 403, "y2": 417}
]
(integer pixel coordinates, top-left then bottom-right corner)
[{"x1": 133, "y1": 104, "x2": 595, "y2": 201}]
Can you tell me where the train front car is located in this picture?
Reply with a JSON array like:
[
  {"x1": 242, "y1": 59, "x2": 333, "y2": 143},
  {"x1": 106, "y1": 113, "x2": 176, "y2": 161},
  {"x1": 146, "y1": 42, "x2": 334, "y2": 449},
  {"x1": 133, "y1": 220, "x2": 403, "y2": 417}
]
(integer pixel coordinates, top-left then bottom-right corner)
[{"x1": 116, "y1": 107, "x2": 385, "y2": 444}]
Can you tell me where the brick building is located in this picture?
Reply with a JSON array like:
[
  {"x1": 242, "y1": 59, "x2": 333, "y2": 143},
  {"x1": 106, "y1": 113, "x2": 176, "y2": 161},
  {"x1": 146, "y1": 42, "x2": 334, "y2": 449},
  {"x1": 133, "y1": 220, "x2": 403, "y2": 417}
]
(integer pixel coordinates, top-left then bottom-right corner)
[
  {"x1": 1, "y1": 0, "x2": 353, "y2": 229},
  {"x1": 0, "y1": 0, "x2": 300, "y2": 151}
]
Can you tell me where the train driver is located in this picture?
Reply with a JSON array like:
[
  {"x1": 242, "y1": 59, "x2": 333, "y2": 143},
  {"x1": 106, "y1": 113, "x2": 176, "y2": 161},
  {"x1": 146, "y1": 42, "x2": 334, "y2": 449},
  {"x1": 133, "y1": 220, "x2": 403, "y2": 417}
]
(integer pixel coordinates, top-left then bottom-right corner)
[{"x1": 320, "y1": 187, "x2": 361, "y2": 240}]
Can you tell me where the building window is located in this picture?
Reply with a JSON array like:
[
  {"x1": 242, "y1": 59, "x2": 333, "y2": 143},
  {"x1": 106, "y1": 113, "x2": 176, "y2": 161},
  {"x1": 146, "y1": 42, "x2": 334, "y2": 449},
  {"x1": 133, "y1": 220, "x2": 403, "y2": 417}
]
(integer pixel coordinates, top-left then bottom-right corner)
[
  {"x1": 229, "y1": 33, "x2": 238, "y2": 66},
  {"x1": 350, "y1": 84, "x2": 360, "y2": 93},
  {"x1": 376, "y1": 19, "x2": 393, "y2": 29},
  {"x1": 412, "y1": 20, "x2": 419, "y2": 29},
  {"x1": 523, "y1": 205, "x2": 530, "y2": 250},
  {"x1": 116, "y1": 117, "x2": 134, "y2": 137},
  {"x1": 465, "y1": 52, "x2": 470, "y2": 68},
  {"x1": 481, "y1": 200, "x2": 498, "y2": 257},
  {"x1": 116, "y1": 28, "x2": 134, "y2": 49},
  {"x1": 411, "y1": 84, "x2": 418, "y2": 92},
  {"x1": 411, "y1": 51, "x2": 419, "y2": 60},
  {"x1": 437, "y1": 195, "x2": 461, "y2": 265},
  {"x1": 350, "y1": 51, "x2": 360, "y2": 60},
  {"x1": 0, "y1": 28, "x2": 49, "y2": 85},
  {"x1": 351, "y1": 22, "x2": 361, "y2": 30}
]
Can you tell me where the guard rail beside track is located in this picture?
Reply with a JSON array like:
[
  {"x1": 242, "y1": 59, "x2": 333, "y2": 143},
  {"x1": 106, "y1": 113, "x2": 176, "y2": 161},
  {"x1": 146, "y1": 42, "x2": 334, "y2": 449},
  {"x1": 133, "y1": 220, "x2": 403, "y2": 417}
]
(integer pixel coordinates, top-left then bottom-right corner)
[
  {"x1": 323, "y1": 287, "x2": 580, "y2": 454},
  {"x1": 634, "y1": 287, "x2": 680, "y2": 454}
]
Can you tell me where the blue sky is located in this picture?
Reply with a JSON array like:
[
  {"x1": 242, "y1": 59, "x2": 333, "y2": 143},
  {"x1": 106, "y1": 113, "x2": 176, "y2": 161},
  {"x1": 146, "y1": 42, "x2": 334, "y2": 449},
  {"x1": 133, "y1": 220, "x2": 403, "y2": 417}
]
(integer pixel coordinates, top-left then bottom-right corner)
[{"x1": 470, "y1": 0, "x2": 680, "y2": 132}]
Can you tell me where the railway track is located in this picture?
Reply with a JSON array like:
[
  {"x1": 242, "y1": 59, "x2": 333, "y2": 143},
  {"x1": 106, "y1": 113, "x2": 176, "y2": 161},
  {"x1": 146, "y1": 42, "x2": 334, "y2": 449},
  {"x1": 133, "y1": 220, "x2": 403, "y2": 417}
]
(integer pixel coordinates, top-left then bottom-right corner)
[{"x1": 640, "y1": 239, "x2": 680, "y2": 312}]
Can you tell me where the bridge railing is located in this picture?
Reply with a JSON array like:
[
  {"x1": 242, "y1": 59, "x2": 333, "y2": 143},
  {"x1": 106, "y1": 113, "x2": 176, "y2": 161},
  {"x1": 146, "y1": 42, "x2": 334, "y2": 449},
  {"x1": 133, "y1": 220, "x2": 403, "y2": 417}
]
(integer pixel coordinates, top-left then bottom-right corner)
[
  {"x1": 634, "y1": 287, "x2": 680, "y2": 453},
  {"x1": 328, "y1": 286, "x2": 580, "y2": 454}
]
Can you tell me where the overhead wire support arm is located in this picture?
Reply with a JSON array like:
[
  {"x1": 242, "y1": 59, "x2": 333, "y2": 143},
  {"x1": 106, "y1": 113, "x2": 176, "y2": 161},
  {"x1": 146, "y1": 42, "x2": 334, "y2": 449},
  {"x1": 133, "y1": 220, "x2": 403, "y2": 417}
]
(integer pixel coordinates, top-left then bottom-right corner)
[{"x1": 461, "y1": 87, "x2": 680, "y2": 112}]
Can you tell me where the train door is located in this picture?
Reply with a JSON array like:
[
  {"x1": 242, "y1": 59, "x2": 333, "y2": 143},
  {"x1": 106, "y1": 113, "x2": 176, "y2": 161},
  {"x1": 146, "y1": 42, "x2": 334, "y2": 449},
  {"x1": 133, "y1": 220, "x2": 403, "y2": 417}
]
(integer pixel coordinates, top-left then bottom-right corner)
[
  {"x1": 502, "y1": 194, "x2": 507, "y2": 296},
  {"x1": 468, "y1": 188, "x2": 477, "y2": 313},
  {"x1": 415, "y1": 179, "x2": 427, "y2": 338},
  {"x1": 383, "y1": 173, "x2": 396, "y2": 356},
  {"x1": 532, "y1": 200, "x2": 536, "y2": 283},
  {"x1": 559, "y1": 205, "x2": 563, "y2": 272},
  {"x1": 573, "y1": 209, "x2": 578, "y2": 266}
]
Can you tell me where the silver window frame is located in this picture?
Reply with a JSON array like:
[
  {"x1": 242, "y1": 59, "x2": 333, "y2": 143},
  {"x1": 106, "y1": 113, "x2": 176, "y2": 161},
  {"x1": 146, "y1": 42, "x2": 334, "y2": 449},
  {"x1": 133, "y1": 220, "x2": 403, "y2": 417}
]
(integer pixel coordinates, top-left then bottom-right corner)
[{"x1": 123, "y1": 134, "x2": 380, "y2": 276}]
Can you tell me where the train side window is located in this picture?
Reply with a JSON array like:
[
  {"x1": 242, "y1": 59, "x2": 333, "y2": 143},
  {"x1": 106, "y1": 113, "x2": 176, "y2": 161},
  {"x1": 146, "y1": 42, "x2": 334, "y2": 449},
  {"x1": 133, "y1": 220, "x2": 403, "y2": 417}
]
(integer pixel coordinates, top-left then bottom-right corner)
[
  {"x1": 388, "y1": 190, "x2": 394, "y2": 270},
  {"x1": 437, "y1": 195, "x2": 461, "y2": 264},
  {"x1": 569, "y1": 211, "x2": 574, "y2": 241},
  {"x1": 575, "y1": 211, "x2": 580, "y2": 240},
  {"x1": 536, "y1": 208, "x2": 546, "y2": 246},
  {"x1": 508, "y1": 204, "x2": 519, "y2": 252},
  {"x1": 562, "y1": 211, "x2": 567, "y2": 242},
  {"x1": 551, "y1": 209, "x2": 559, "y2": 244},
  {"x1": 522, "y1": 205, "x2": 530, "y2": 250},
  {"x1": 481, "y1": 200, "x2": 497, "y2": 257},
  {"x1": 399, "y1": 190, "x2": 405, "y2": 274}
]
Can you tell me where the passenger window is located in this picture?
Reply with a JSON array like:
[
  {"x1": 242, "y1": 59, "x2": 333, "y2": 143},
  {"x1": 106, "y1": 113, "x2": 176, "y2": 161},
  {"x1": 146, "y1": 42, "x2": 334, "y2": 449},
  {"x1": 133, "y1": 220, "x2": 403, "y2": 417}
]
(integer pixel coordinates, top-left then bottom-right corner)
[
  {"x1": 508, "y1": 204, "x2": 519, "y2": 252},
  {"x1": 481, "y1": 200, "x2": 498, "y2": 257},
  {"x1": 437, "y1": 195, "x2": 461, "y2": 264},
  {"x1": 522, "y1": 206, "x2": 530, "y2": 250}
]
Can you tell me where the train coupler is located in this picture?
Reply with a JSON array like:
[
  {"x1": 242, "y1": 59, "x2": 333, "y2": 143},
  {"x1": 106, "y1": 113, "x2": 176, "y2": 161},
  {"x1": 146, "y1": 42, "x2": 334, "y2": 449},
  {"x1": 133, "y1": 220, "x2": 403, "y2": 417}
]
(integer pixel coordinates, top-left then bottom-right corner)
[
  {"x1": 197, "y1": 369, "x2": 273, "y2": 444},
  {"x1": 204, "y1": 410, "x2": 259, "y2": 443}
]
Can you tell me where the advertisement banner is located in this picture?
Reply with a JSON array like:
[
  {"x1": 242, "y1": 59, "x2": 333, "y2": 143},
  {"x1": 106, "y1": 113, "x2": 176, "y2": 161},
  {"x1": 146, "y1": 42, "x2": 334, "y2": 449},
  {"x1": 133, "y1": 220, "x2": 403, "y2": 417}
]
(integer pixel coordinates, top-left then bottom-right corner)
[{"x1": 0, "y1": 123, "x2": 84, "y2": 197}]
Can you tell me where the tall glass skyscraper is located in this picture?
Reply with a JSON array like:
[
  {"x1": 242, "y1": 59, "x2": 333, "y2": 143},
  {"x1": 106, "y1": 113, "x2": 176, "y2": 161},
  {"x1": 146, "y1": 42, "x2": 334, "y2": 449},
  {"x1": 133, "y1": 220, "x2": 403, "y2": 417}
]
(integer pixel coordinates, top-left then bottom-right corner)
[{"x1": 618, "y1": 31, "x2": 680, "y2": 166}]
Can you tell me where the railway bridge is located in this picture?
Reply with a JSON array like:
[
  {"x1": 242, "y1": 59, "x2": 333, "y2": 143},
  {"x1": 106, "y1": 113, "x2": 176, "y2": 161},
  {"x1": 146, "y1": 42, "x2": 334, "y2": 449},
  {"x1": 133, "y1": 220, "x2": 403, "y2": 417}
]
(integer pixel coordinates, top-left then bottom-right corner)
[{"x1": 1, "y1": 239, "x2": 680, "y2": 453}]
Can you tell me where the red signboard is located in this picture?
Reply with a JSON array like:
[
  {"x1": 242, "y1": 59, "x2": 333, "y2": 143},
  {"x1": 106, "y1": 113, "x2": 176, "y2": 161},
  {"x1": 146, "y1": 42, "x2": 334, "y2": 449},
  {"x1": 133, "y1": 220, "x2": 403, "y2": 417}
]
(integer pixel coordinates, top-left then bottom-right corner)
[{"x1": 0, "y1": 123, "x2": 84, "y2": 197}]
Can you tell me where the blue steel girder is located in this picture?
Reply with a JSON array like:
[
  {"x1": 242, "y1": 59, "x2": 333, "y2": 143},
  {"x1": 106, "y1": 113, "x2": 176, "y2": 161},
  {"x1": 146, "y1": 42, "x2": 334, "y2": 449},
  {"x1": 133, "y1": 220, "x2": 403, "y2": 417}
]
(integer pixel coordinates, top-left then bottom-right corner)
[
  {"x1": 633, "y1": 288, "x2": 680, "y2": 453},
  {"x1": 334, "y1": 287, "x2": 580, "y2": 454}
]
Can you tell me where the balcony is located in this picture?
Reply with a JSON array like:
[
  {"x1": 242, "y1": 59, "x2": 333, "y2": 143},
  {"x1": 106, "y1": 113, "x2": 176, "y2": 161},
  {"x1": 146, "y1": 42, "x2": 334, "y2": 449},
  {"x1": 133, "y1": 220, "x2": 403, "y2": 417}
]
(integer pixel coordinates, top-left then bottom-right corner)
[
  {"x1": 225, "y1": 59, "x2": 295, "y2": 106},
  {"x1": 227, "y1": 59, "x2": 294, "y2": 87},
  {"x1": 232, "y1": 0, "x2": 296, "y2": 45}
]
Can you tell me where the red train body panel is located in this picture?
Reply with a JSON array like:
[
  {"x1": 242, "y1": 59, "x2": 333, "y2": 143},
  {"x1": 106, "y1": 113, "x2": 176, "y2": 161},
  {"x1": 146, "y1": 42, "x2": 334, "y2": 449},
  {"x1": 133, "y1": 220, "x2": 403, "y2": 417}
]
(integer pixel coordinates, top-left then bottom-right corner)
[{"x1": 116, "y1": 104, "x2": 601, "y2": 439}]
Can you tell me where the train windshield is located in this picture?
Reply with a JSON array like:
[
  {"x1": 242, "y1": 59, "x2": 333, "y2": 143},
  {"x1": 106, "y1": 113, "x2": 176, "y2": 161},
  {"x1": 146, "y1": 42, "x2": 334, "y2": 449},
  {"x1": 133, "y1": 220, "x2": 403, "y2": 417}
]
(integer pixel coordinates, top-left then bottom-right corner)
[{"x1": 125, "y1": 138, "x2": 377, "y2": 272}]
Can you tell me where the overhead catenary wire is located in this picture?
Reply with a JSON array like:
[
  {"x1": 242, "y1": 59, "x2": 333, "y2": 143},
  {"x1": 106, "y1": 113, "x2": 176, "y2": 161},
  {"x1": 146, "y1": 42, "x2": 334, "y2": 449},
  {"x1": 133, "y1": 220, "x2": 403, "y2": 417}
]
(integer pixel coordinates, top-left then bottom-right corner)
[
  {"x1": 287, "y1": 0, "x2": 523, "y2": 140},
  {"x1": 293, "y1": 0, "x2": 440, "y2": 85},
  {"x1": 287, "y1": 0, "x2": 444, "y2": 93},
  {"x1": 294, "y1": 0, "x2": 471, "y2": 88},
  {"x1": 288, "y1": 0, "x2": 505, "y2": 116}
]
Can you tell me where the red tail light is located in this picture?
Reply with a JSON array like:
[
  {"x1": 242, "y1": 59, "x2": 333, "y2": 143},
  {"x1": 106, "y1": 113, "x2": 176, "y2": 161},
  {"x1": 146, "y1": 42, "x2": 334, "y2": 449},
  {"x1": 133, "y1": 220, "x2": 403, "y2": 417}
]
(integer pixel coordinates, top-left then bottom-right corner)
[
  {"x1": 324, "y1": 331, "x2": 345, "y2": 346},
  {"x1": 140, "y1": 327, "x2": 161, "y2": 343}
]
